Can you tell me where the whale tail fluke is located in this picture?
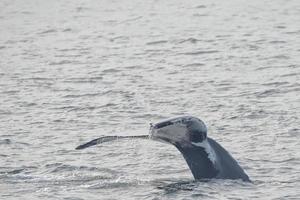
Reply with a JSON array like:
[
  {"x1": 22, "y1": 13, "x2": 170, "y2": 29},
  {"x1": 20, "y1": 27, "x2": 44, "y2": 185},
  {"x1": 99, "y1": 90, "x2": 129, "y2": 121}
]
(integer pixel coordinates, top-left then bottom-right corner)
[{"x1": 75, "y1": 135, "x2": 149, "y2": 150}]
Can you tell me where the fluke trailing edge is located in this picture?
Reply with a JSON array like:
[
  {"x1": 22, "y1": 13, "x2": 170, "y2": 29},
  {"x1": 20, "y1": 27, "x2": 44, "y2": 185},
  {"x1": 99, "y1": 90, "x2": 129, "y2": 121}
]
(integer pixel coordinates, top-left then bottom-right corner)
[
  {"x1": 75, "y1": 116, "x2": 250, "y2": 182},
  {"x1": 75, "y1": 135, "x2": 149, "y2": 150}
]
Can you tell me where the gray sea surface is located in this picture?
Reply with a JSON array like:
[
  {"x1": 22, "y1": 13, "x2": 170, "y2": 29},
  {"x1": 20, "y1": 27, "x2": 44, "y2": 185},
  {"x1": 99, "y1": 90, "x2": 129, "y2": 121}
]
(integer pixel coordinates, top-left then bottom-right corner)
[{"x1": 1, "y1": 0, "x2": 300, "y2": 199}]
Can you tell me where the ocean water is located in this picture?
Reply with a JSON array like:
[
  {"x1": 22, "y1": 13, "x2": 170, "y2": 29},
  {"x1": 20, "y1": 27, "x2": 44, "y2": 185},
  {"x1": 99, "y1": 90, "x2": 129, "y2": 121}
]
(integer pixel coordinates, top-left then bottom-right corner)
[{"x1": 0, "y1": 0, "x2": 299, "y2": 199}]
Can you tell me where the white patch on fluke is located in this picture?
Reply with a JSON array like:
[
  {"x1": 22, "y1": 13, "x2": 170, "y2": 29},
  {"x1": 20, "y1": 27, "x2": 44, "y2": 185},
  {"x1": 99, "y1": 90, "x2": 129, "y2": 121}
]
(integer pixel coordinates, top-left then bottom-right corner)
[
  {"x1": 192, "y1": 140, "x2": 217, "y2": 164},
  {"x1": 150, "y1": 123, "x2": 188, "y2": 144}
]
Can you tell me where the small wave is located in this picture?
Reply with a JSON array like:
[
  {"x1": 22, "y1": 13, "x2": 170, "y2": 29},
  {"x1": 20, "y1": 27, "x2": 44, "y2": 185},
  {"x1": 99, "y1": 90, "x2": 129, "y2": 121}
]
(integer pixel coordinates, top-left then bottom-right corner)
[
  {"x1": 255, "y1": 89, "x2": 280, "y2": 98},
  {"x1": 102, "y1": 68, "x2": 121, "y2": 73},
  {"x1": 146, "y1": 40, "x2": 168, "y2": 45},
  {"x1": 76, "y1": 6, "x2": 90, "y2": 12},
  {"x1": 154, "y1": 178, "x2": 250, "y2": 194},
  {"x1": 195, "y1": 5, "x2": 206, "y2": 9},
  {"x1": 0, "y1": 169, "x2": 24, "y2": 175},
  {"x1": 118, "y1": 16, "x2": 142, "y2": 24},
  {"x1": 0, "y1": 139, "x2": 11, "y2": 145},
  {"x1": 280, "y1": 72, "x2": 300, "y2": 77},
  {"x1": 287, "y1": 128, "x2": 300, "y2": 137},
  {"x1": 62, "y1": 28, "x2": 72, "y2": 32},
  {"x1": 245, "y1": 158, "x2": 296, "y2": 164},
  {"x1": 184, "y1": 63, "x2": 205, "y2": 67},
  {"x1": 63, "y1": 93, "x2": 101, "y2": 98},
  {"x1": 269, "y1": 40, "x2": 286, "y2": 44},
  {"x1": 255, "y1": 66, "x2": 276, "y2": 71},
  {"x1": 64, "y1": 197, "x2": 84, "y2": 200},
  {"x1": 124, "y1": 65, "x2": 141, "y2": 70},
  {"x1": 0, "y1": 164, "x2": 120, "y2": 184},
  {"x1": 51, "y1": 105, "x2": 101, "y2": 112},
  {"x1": 30, "y1": 77, "x2": 53, "y2": 81},
  {"x1": 86, "y1": 176, "x2": 147, "y2": 189},
  {"x1": 275, "y1": 25, "x2": 286, "y2": 29},
  {"x1": 48, "y1": 60, "x2": 74, "y2": 65},
  {"x1": 108, "y1": 36, "x2": 129, "y2": 42},
  {"x1": 39, "y1": 29, "x2": 57, "y2": 35},
  {"x1": 44, "y1": 163, "x2": 119, "y2": 175},
  {"x1": 182, "y1": 50, "x2": 219, "y2": 55},
  {"x1": 58, "y1": 47, "x2": 90, "y2": 52},
  {"x1": 269, "y1": 55, "x2": 290, "y2": 60},
  {"x1": 86, "y1": 180, "x2": 137, "y2": 189},
  {"x1": 49, "y1": 164, "x2": 101, "y2": 173},
  {"x1": 0, "y1": 166, "x2": 37, "y2": 176},
  {"x1": 4, "y1": 173, "x2": 114, "y2": 185},
  {"x1": 255, "y1": 65, "x2": 296, "y2": 71},
  {"x1": 262, "y1": 81, "x2": 289, "y2": 86},
  {"x1": 51, "y1": 106, "x2": 77, "y2": 110},
  {"x1": 178, "y1": 37, "x2": 200, "y2": 44},
  {"x1": 63, "y1": 77, "x2": 103, "y2": 83},
  {"x1": 216, "y1": 34, "x2": 231, "y2": 38},
  {"x1": 0, "y1": 110, "x2": 13, "y2": 115},
  {"x1": 156, "y1": 181, "x2": 196, "y2": 192},
  {"x1": 285, "y1": 30, "x2": 300, "y2": 35}
]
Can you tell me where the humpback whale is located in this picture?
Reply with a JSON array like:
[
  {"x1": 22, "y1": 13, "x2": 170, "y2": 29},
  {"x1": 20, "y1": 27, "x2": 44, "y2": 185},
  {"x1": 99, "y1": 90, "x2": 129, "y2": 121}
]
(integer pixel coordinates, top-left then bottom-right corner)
[{"x1": 75, "y1": 116, "x2": 250, "y2": 182}]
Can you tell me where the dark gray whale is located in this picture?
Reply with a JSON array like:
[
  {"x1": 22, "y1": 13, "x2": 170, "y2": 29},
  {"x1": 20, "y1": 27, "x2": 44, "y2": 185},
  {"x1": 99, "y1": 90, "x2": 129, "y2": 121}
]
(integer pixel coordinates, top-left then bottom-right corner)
[
  {"x1": 150, "y1": 116, "x2": 250, "y2": 182},
  {"x1": 75, "y1": 116, "x2": 250, "y2": 182}
]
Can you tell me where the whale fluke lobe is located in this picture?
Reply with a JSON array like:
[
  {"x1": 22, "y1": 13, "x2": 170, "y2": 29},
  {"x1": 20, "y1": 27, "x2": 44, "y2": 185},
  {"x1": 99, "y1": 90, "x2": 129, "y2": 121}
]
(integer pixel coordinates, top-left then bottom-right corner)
[{"x1": 75, "y1": 135, "x2": 149, "y2": 150}]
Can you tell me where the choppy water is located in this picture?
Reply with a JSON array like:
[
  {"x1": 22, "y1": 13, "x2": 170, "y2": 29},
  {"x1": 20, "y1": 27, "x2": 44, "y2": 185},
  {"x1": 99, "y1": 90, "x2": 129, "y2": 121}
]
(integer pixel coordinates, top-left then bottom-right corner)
[{"x1": 1, "y1": 0, "x2": 300, "y2": 199}]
